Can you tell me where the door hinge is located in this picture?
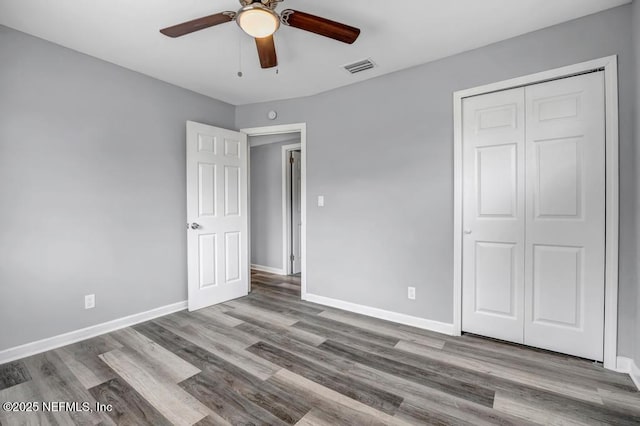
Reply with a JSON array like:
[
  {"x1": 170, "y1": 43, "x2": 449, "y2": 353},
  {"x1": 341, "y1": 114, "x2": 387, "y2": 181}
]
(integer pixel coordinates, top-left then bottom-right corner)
[
  {"x1": 289, "y1": 154, "x2": 295, "y2": 164},
  {"x1": 290, "y1": 254, "x2": 295, "y2": 261}
]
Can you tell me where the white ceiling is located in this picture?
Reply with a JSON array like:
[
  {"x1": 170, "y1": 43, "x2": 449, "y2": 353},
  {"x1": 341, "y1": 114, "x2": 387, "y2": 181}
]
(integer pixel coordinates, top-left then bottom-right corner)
[{"x1": 0, "y1": 0, "x2": 630, "y2": 105}]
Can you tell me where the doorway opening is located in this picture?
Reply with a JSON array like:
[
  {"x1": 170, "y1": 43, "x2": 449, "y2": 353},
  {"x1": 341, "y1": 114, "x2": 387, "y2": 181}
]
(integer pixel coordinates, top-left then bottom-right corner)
[{"x1": 243, "y1": 123, "x2": 307, "y2": 299}]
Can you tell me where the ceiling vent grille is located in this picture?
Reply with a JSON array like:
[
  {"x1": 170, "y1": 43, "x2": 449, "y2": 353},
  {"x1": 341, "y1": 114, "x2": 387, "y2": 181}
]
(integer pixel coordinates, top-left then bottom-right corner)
[{"x1": 343, "y1": 59, "x2": 375, "y2": 74}]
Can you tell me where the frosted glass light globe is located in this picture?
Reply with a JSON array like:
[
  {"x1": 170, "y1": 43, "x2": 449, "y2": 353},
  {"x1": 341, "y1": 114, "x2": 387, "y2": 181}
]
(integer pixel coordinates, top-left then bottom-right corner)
[{"x1": 237, "y1": 6, "x2": 280, "y2": 38}]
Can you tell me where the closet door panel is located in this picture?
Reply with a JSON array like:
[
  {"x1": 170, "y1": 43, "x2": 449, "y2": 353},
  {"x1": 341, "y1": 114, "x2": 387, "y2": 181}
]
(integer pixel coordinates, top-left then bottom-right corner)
[
  {"x1": 461, "y1": 88, "x2": 526, "y2": 343},
  {"x1": 524, "y1": 72, "x2": 605, "y2": 361}
]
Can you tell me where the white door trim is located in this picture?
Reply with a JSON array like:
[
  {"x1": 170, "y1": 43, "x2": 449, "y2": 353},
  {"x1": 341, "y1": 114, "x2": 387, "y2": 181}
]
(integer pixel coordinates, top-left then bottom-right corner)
[
  {"x1": 282, "y1": 143, "x2": 302, "y2": 275},
  {"x1": 452, "y1": 56, "x2": 619, "y2": 370},
  {"x1": 241, "y1": 123, "x2": 307, "y2": 299}
]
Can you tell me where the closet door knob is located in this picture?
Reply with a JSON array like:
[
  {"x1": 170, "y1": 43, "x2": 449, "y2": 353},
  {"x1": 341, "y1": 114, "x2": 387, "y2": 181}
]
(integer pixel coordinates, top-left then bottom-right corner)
[
  {"x1": 190, "y1": 223, "x2": 201, "y2": 230},
  {"x1": 464, "y1": 229, "x2": 472, "y2": 235}
]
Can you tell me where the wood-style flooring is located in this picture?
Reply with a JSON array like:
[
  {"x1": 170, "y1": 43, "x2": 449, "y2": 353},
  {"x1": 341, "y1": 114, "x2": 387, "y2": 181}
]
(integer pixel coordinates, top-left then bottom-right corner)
[{"x1": 1, "y1": 270, "x2": 638, "y2": 425}]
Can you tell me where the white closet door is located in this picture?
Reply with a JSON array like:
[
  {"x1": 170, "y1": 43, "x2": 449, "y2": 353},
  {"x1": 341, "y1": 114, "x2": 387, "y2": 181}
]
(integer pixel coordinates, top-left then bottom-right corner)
[
  {"x1": 462, "y1": 88, "x2": 526, "y2": 343},
  {"x1": 524, "y1": 72, "x2": 605, "y2": 361}
]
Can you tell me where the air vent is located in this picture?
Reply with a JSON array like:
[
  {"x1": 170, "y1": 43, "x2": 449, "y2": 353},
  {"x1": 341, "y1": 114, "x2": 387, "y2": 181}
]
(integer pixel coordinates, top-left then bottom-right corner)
[{"x1": 343, "y1": 58, "x2": 376, "y2": 74}]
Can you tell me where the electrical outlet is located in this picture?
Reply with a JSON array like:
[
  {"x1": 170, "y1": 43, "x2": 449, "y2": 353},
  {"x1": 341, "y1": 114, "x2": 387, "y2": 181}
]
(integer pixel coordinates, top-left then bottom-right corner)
[
  {"x1": 408, "y1": 287, "x2": 416, "y2": 300},
  {"x1": 317, "y1": 195, "x2": 325, "y2": 207},
  {"x1": 85, "y1": 294, "x2": 95, "y2": 309}
]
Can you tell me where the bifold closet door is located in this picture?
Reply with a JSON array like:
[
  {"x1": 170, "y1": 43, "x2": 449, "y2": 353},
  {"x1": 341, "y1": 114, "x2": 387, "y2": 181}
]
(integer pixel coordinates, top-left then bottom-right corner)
[
  {"x1": 461, "y1": 87, "x2": 526, "y2": 343},
  {"x1": 523, "y1": 72, "x2": 605, "y2": 361},
  {"x1": 462, "y1": 72, "x2": 606, "y2": 361}
]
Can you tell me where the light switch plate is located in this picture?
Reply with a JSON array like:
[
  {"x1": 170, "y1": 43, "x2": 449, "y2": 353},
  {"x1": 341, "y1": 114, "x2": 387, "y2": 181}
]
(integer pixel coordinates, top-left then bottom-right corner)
[
  {"x1": 317, "y1": 195, "x2": 325, "y2": 207},
  {"x1": 408, "y1": 287, "x2": 416, "y2": 300},
  {"x1": 85, "y1": 294, "x2": 95, "y2": 309}
]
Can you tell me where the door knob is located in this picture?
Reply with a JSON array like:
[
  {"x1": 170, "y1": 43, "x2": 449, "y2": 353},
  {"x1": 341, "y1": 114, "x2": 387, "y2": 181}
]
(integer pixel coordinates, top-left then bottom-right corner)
[
  {"x1": 190, "y1": 223, "x2": 201, "y2": 230},
  {"x1": 464, "y1": 229, "x2": 472, "y2": 235}
]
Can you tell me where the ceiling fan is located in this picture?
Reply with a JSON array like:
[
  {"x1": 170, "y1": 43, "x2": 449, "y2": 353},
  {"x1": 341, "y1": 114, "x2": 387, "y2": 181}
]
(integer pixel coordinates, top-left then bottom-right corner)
[{"x1": 160, "y1": 0, "x2": 361, "y2": 69}]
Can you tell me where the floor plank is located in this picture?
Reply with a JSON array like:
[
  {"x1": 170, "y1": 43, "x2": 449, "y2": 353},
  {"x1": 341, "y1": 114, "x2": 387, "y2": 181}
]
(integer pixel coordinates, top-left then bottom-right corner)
[
  {"x1": 99, "y1": 349, "x2": 210, "y2": 426},
  {"x1": 179, "y1": 371, "x2": 289, "y2": 426},
  {"x1": 493, "y1": 389, "x2": 640, "y2": 425},
  {"x1": 89, "y1": 377, "x2": 173, "y2": 426},
  {"x1": 395, "y1": 339, "x2": 605, "y2": 403},
  {"x1": 54, "y1": 334, "x2": 122, "y2": 389},
  {"x1": 296, "y1": 406, "x2": 391, "y2": 426},
  {"x1": 247, "y1": 341, "x2": 404, "y2": 415},
  {"x1": 223, "y1": 299, "x2": 299, "y2": 328},
  {"x1": 23, "y1": 352, "x2": 115, "y2": 426},
  {"x1": 148, "y1": 318, "x2": 280, "y2": 380},
  {"x1": 319, "y1": 339, "x2": 496, "y2": 408},
  {"x1": 237, "y1": 320, "x2": 528, "y2": 425},
  {"x1": 0, "y1": 361, "x2": 31, "y2": 391},
  {"x1": 320, "y1": 310, "x2": 446, "y2": 349},
  {"x1": 135, "y1": 321, "x2": 310, "y2": 424},
  {"x1": 111, "y1": 327, "x2": 201, "y2": 383},
  {"x1": 269, "y1": 369, "x2": 409, "y2": 425},
  {"x1": 229, "y1": 310, "x2": 327, "y2": 347},
  {"x1": 0, "y1": 381, "x2": 57, "y2": 426}
]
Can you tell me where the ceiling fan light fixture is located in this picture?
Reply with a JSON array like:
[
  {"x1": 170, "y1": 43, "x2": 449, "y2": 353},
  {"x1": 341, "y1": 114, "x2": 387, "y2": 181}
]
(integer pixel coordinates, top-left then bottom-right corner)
[{"x1": 236, "y1": 4, "x2": 280, "y2": 38}]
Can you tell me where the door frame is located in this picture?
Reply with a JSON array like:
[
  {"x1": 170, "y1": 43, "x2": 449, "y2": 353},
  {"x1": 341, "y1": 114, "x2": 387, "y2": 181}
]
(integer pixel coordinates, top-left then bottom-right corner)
[
  {"x1": 242, "y1": 123, "x2": 307, "y2": 299},
  {"x1": 282, "y1": 143, "x2": 302, "y2": 275},
  {"x1": 452, "y1": 56, "x2": 619, "y2": 370}
]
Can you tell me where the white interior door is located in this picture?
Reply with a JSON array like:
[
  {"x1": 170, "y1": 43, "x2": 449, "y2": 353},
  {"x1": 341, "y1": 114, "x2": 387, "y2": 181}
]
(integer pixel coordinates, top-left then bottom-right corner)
[
  {"x1": 523, "y1": 72, "x2": 605, "y2": 361},
  {"x1": 291, "y1": 150, "x2": 302, "y2": 274},
  {"x1": 186, "y1": 121, "x2": 248, "y2": 311},
  {"x1": 462, "y1": 87, "x2": 526, "y2": 343}
]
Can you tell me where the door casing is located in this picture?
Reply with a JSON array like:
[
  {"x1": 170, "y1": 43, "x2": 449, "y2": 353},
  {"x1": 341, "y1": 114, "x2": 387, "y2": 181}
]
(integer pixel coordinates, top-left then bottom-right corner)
[
  {"x1": 242, "y1": 123, "x2": 307, "y2": 298},
  {"x1": 452, "y1": 56, "x2": 619, "y2": 370}
]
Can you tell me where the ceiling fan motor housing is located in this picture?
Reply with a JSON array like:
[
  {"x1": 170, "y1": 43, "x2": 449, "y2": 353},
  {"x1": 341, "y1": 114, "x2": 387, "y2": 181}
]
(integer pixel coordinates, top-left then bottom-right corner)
[{"x1": 239, "y1": 0, "x2": 282, "y2": 11}]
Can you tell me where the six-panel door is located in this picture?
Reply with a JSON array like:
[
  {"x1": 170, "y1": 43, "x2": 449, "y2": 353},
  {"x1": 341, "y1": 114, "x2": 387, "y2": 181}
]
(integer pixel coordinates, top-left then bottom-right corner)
[{"x1": 186, "y1": 121, "x2": 248, "y2": 311}]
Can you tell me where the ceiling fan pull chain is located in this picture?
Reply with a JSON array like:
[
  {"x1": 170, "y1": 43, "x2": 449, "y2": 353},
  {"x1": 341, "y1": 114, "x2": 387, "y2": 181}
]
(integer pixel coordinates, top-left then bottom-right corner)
[{"x1": 237, "y1": 35, "x2": 243, "y2": 77}]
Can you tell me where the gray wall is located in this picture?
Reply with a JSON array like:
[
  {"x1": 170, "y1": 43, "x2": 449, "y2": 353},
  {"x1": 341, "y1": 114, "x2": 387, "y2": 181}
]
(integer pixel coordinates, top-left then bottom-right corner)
[
  {"x1": 633, "y1": 0, "x2": 640, "y2": 368},
  {"x1": 249, "y1": 135, "x2": 300, "y2": 269},
  {"x1": 0, "y1": 26, "x2": 235, "y2": 351},
  {"x1": 236, "y1": 5, "x2": 639, "y2": 356}
]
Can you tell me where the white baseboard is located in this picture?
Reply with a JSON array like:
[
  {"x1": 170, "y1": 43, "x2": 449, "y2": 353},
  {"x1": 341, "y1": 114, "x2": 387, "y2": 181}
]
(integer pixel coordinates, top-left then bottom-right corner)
[
  {"x1": 0, "y1": 301, "x2": 187, "y2": 365},
  {"x1": 616, "y1": 356, "x2": 640, "y2": 390},
  {"x1": 251, "y1": 264, "x2": 286, "y2": 275},
  {"x1": 303, "y1": 293, "x2": 455, "y2": 336}
]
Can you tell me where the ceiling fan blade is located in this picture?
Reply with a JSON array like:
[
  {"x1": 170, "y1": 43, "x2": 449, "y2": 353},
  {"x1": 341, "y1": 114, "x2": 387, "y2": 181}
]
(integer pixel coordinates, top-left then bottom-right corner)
[
  {"x1": 281, "y1": 9, "x2": 360, "y2": 44},
  {"x1": 255, "y1": 35, "x2": 278, "y2": 69},
  {"x1": 160, "y1": 12, "x2": 234, "y2": 38}
]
